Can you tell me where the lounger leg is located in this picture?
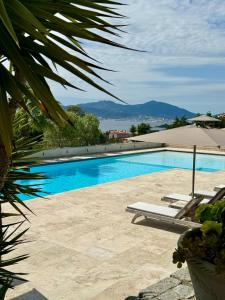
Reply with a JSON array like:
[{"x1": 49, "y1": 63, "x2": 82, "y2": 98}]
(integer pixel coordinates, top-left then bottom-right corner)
[{"x1": 131, "y1": 214, "x2": 143, "y2": 224}]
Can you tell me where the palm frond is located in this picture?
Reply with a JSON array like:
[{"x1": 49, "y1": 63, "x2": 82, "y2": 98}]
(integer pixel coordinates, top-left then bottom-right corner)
[
  {"x1": 0, "y1": 115, "x2": 45, "y2": 290},
  {"x1": 0, "y1": 220, "x2": 29, "y2": 289},
  {"x1": 0, "y1": 0, "x2": 128, "y2": 157}
]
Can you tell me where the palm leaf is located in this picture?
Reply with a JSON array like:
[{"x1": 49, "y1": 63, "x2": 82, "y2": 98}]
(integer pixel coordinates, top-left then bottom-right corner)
[
  {"x1": 0, "y1": 87, "x2": 12, "y2": 157},
  {"x1": 0, "y1": 0, "x2": 18, "y2": 44},
  {"x1": 0, "y1": 220, "x2": 29, "y2": 288},
  {"x1": 0, "y1": 0, "x2": 131, "y2": 155}
]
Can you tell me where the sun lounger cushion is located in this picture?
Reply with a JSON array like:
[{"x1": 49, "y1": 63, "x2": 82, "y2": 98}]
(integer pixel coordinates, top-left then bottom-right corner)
[
  {"x1": 214, "y1": 185, "x2": 225, "y2": 191},
  {"x1": 193, "y1": 190, "x2": 216, "y2": 198},
  {"x1": 127, "y1": 202, "x2": 179, "y2": 218},
  {"x1": 170, "y1": 198, "x2": 209, "y2": 209},
  {"x1": 162, "y1": 193, "x2": 192, "y2": 202}
]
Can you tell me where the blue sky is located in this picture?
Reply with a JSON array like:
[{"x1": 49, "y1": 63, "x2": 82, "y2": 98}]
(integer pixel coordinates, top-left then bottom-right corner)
[{"x1": 51, "y1": 0, "x2": 225, "y2": 114}]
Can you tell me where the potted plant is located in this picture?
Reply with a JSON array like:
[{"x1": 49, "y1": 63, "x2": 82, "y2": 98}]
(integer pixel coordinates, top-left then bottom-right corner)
[{"x1": 173, "y1": 199, "x2": 225, "y2": 300}]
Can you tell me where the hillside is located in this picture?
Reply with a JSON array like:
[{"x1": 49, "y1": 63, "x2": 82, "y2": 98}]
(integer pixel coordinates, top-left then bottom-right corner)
[{"x1": 77, "y1": 100, "x2": 195, "y2": 119}]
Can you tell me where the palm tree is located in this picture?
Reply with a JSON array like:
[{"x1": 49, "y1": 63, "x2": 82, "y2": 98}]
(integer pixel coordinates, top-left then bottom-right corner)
[
  {"x1": 0, "y1": 0, "x2": 127, "y2": 295},
  {"x1": 0, "y1": 0, "x2": 126, "y2": 179}
]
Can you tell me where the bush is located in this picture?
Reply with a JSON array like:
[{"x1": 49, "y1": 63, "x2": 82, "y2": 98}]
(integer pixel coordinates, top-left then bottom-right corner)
[
  {"x1": 173, "y1": 200, "x2": 225, "y2": 273},
  {"x1": 43, "y1": 112, "x2": 102, "y2": 148}
]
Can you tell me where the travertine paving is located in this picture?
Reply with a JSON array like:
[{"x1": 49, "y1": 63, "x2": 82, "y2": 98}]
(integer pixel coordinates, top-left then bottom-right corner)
[{"x1": 5, "y1": 155, "x2": 225, "y2": 300}]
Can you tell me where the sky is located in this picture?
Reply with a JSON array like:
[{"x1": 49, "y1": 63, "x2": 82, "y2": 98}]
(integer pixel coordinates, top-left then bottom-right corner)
[{"x1": 51, "y1": 0, "x2": 225, "y2": 114}]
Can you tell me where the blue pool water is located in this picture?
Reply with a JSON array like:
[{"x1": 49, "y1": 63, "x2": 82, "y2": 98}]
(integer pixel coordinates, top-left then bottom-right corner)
[{"x1": 18, "y1": 150, "x2": 225, "y2": 200}]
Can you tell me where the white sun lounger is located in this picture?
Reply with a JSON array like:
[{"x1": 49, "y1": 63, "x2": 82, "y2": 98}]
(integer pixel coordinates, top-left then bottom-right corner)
[
  {"x1": 162, "y1": 193, "x2": 193, "y2": 203},
  {"x1": 162, "y1": 190, "x2": 218, "y2": 203},
  {"x1": 193, "y1": 190, "x2": 217, "y2": 198},
  {"x1": 214, "y1": 185, "x2": 225, "y2": 192},
  {"x1": 170, "y1": 198, "x2": 209, "y2": 209},
  {"x1": 127, "y1": 188, "x2": 225, "y2": 228},
  {"x1": 163, "y1": 187, "x2": 225, "y2": 204},
  {"x1": 126, "y1": 199, "x2": 202, "y2": 228}
]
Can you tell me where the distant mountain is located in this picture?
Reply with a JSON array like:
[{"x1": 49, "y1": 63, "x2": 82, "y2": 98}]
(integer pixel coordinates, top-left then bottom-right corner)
[{"x1": 76, "y1": 100, "x2": 195, "y2": 119}]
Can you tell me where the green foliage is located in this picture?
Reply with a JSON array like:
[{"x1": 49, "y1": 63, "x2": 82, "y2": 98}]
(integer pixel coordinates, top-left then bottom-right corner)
[
  {"x1": 217, "y1": 115, "x2": 225, "y2": 129},
  {"x1": 0, "y1": 0, "x2": 126, "y2": 158},
  {"x1": 137, "y1": 123, "x2": 151, "y2": 135},
  {"x1": 219, "y1": 120, "x2": 225, "y2": 129},
  {"x1": 78, "y1": 114, "x2": 102, "y2": 146},
  {"x1": 0, "y1": 222, "x2": 29, "y2": 292},
  {"x1": 201, "y1": 221, "x2": 223, "y2": 237},
  {"x1": 130, "y1": 125, "x2": 137, "y2": 136},
  {"x1": 44, "y1": 111, "x2": 101, "y2": 148},
  {"x1": 15, "y1": 105, "x2": 104, "y2": 148},
  {"x1": 14, "y1": 101, "x2": 50, "y2": 140},
  {"x1": 173, "y1": 200, "x2": 225, "y2": 273},
  {"x1": 0, "y1": 116, "x2": 44, "y2": 290},
  {"x1": 66, "y1": 106, "x2": 85, "y2": 116},
  {"x1": 195, "y1": 200, "x2": 225, "y2": 223},
  {"x1": 98, "y1": 132, "x2": 108, "y2": 144},
  {"x1": 166, "y1": 116, "x2": 189, "y2": 129}
]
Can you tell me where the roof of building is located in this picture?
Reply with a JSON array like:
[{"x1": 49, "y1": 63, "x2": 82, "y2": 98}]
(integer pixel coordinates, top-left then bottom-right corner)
[{"x1": 188, "y1": 114, "x2": 220, "y2": 122}]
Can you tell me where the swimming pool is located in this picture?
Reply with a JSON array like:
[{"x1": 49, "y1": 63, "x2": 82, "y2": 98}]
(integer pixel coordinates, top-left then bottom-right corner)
[{"x1": 18, "y1": 150, "x2": 225, "y2": 200}]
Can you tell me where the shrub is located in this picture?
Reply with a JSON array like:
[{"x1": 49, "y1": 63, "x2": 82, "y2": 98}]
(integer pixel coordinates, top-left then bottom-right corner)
[{"x1": 173, "y1": 200, "x2": 225, "y2": 273}]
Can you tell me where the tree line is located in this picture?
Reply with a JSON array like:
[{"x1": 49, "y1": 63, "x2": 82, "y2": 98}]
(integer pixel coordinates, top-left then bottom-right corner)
[
  {"x1": 129, "y1": 114, "x2": 225, "y2": 137},
  {"x1": 14, "y1": 104, "x2": 107, "y2": 148}
]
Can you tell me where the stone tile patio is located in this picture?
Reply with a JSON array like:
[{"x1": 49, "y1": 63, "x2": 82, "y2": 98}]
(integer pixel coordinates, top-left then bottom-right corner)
[{"x1": 5, "y1": 153, "x2": 225, "y2": 299}]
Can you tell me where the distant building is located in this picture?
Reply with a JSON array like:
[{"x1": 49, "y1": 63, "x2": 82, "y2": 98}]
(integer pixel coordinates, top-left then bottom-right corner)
[{"x1": 108, "y1": 130, "x2": 131, "y2": 140}]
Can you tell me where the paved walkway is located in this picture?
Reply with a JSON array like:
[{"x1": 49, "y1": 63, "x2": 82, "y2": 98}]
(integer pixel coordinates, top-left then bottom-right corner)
[
  {"x1": 136, "y1": 268, "x2": 195, "y2": 300},
  {"x1": 5, "y1": 159, "x2": 224, "y2": 299}
]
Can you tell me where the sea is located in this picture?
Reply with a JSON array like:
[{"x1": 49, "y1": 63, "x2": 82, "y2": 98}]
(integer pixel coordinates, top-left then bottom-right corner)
[{"x1": 99, "y1": 118, "x2": 172, "y2": 132}]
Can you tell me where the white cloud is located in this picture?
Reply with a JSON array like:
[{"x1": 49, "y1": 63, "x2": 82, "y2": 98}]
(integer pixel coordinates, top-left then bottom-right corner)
[
  {"x1": 121, "y1": 0, "x2": 225, "y2": 55},
  {"x1": 50, "y1": 0, "x2": 225, "y2": 112}
]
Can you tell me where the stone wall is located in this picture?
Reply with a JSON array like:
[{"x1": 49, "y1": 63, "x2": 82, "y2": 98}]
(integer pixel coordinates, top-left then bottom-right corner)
[{"x1": 29, "y1": 142, "x2": 162, "y2": 159}]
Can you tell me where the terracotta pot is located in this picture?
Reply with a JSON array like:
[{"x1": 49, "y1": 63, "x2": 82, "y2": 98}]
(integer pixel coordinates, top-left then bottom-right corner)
[{"x1": 178, "y1": 231, "x2": 225, "y2": 300}]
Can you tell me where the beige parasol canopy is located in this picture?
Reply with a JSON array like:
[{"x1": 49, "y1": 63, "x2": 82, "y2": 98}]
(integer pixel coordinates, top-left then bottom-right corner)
[
  {"x1": 188, "y1": 114, "x2": 220, "y2": 122},
  {"x1": 128, "y1": 125, "x2": 225, "y2": 147},
  {"x1": 128, "y1": 125, "x2": 225, "y2": 197}
]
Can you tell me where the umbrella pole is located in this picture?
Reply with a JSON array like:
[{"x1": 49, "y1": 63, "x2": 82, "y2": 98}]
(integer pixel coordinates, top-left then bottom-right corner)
[{"x1": 192, "y1": 145, "x2": 197, "y2": 199}]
